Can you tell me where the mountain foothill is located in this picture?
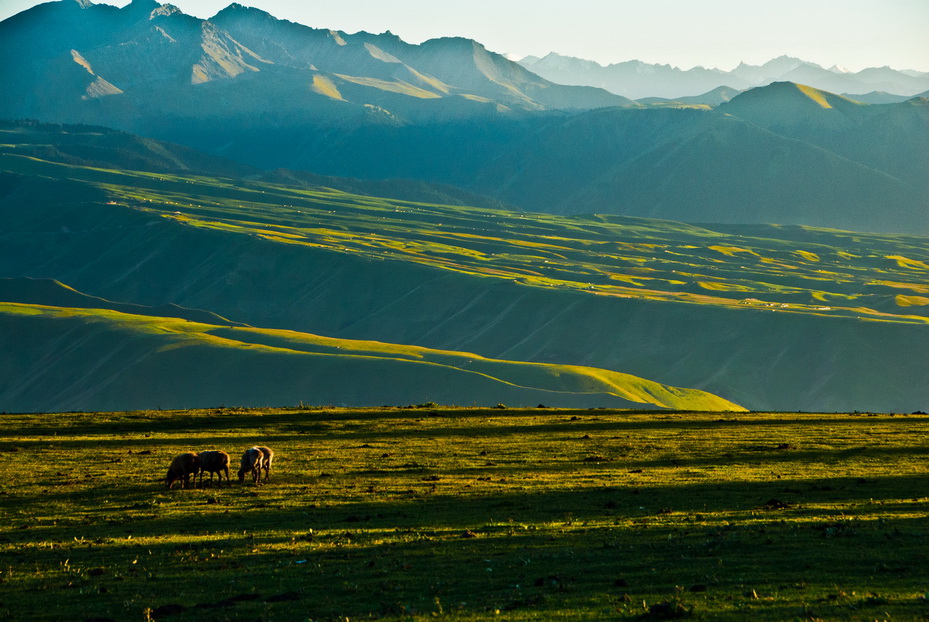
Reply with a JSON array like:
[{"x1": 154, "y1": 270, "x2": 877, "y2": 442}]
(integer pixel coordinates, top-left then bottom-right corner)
[{"x1": 0, "y1": 0, "x2": 927, "y2": 414}]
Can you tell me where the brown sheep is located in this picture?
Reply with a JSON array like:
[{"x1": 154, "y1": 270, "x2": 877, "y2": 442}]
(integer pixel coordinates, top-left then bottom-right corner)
[
  {"x1": 238, "y1": 447, "x2": 264, "y2": 485},
  {"x1": 197, "y1": 450, "x2": 231, "y2": 487},
  {"x1": 256, "y1": 446, "x2": 274, "y2": 483},
  {"x1": 165, "y1": 452, "x2": 200, "y2": 489}
]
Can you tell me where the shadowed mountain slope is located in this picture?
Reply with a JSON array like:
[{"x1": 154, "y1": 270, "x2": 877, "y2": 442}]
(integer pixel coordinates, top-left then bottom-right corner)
[
  {"x1": 140, "y1": 87, "x2": 925, "y2": 235},
  {"x1": 469, "y1": 104, "x2": 929, "y2": 232},
  {"x1": 0, "y1": 120, "x2": 513, "y2": 210},
  {"x1": 1, "y1": 144, "x2": 927, "y2": 413},
  {"x1": 0, "y1": 119, "x2": 256, "y2": 177},
  {"x1": 720, "y1": 84, "x2": 929, "y2": 194}
]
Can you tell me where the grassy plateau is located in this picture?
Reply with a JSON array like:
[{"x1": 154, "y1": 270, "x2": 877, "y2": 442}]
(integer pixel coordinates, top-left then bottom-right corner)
[{"x1": 1, "y1": 407, "x2": 928, "y2": 621}]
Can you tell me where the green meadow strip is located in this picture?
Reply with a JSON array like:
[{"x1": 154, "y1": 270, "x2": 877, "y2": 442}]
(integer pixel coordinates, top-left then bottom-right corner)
[{"x1": 1, "y1": 408, "x2": 928, "y2": 620}]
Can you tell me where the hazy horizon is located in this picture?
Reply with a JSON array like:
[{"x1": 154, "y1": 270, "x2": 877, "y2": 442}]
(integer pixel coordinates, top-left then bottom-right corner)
[{"x1": 1, "y1": 0, "x2": 927, "y2": 73}]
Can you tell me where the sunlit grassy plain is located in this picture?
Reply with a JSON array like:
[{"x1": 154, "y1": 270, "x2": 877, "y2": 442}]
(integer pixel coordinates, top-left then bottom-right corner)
[{"x1": 2, "y1": 407, "x2": 928, "y2": 621}]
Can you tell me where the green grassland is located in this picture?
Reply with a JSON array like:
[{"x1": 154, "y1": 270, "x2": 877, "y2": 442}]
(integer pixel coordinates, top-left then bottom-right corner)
[
  {"x1": 2, "y1": 407, "x2": 928, "y2": 621},
  {"x1": 0, "y1": 294, "x2": 741, "y2": 412},
  {"x1": 3, "y1": 152, "x2": 927, "y2": 326}
]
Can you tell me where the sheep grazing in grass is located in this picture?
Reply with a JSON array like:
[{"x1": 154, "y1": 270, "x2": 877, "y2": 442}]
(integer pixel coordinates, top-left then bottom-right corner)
[
  {"x1": 197, "y1": 450, "x2": 231, "y2": 487},
  {"x1": 256, "y1": 446, "x2": 274, "y2": 483},
  {"x1": 238, "y1": 447, "x2": 265, "y2": 485},
  {"x1": 165, "y1": 452, "x2": 200, "y2": 489}
]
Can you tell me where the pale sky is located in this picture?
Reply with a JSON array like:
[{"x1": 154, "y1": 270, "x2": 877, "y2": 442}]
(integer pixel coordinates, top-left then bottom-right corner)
[{"x1": 2, "y1": 0, "x2": 927, "y2": 72}]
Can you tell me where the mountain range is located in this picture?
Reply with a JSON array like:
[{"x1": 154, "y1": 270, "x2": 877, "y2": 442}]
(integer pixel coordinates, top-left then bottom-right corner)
[
  {"x1": 2, "y1": 1, "x2": 927, "y2": 234},
  {"x1": 1, "y1": 2, "x2": 928, "y2": 413},
  {"x1": 0, "y1": 0, "x2": 628, "y2": 127},
  {"x1": 519, "y1": 53, "x2": 929, "y2": 101},
  {"x1": 3, "y1": 1, "x2": 927, "y2": 235}
]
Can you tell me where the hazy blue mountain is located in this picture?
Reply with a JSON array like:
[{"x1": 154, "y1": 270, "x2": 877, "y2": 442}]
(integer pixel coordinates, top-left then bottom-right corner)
[
  {"x1": 729, "y1": 56, "x2": 811, "y2": 85},
  {"x1": 520, "y1": 52, "x2": 751, "y2": 99},
  {"x1": 636, "y1": 86, "x2": 742, "y2": 107},
  {"x1": 844, "y1": 91, "x2": 915, "y2": 105},
  {"x1": 520, "y1": 53, "x2": 929, "y2": 100}
]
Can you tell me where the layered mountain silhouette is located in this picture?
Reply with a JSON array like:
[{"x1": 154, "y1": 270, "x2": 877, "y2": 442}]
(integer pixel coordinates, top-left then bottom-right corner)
[
  {"x1": 520, "y1": 53, "x2": 929, "y2": 101},
  {"x1": 1, "y1": 1, "x2": 926, "y2": 234}
]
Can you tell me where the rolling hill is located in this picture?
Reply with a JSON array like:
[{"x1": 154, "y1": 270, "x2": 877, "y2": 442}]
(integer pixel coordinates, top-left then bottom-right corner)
[
  {"x1": 1, "y1": 280, "x2": 742, "y2": 413},
  {"x1": 1, "y1": 132, "x2": 927, "y2": 413}
]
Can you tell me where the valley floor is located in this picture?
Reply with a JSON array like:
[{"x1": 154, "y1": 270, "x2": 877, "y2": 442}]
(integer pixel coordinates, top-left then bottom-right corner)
[{"x1": 1, "y1": 407, "x2": 928, "y2": 620}]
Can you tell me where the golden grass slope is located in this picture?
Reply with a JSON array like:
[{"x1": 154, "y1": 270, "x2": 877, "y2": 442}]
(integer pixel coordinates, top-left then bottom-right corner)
[
  {"x1": 2, "y1": 152, "x2": 928, "y2": 326},
  {"x1": 0, "y1": 300, "x2": 743, "y2": 413}
]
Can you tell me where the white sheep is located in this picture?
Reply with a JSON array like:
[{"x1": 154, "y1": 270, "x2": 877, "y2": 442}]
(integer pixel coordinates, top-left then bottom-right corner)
[
  {"x1": 256, "y1": 446, "x2": 274, "y2": 483},
  {"x1": 238, "y1": 447, "x2": 265, "y2": 485}
]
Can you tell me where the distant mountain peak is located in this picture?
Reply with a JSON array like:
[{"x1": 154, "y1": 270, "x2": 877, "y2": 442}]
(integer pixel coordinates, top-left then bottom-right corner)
[
  {"x1": 121, "y1": 0, "x2": 162, "y2": 19},
  {"x1": 212, "y1": 2, "x2": 275, "y2": 21},
  {"x1": 73, "y1": 0, "x2": 95, "y2": 8},
  {"x1": 722, "y1": 81, "x2": 863, "y2": 118},
  {"x1": 125, "y1": 0, "x2": 160, "y2": 9},
  {"x1": 152, "y1": 4, "x2": 181, "y2": 17},
  {"x1": 768, "y1": 54, "x2": 805, "y2": 64}
]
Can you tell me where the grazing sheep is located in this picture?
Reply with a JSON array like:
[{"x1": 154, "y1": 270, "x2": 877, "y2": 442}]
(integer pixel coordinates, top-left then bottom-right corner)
[
  {"x1": 165, "y1": 452, "x2": 200, "y2": 489},
  {"x1": 256, "y1": 446, "x2": 274, "y2": 483},
  {"x1": 238, "y1": 447, "x2": 264, "y2": 485},
  {"x1": 197, "y1": 450, "x2": 231, "y2": 487}
]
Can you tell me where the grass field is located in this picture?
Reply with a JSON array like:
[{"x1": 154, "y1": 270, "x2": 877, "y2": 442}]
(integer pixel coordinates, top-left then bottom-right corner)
[{"x1": 1, "y1": 407, "x2": 928, "y2": 620}]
